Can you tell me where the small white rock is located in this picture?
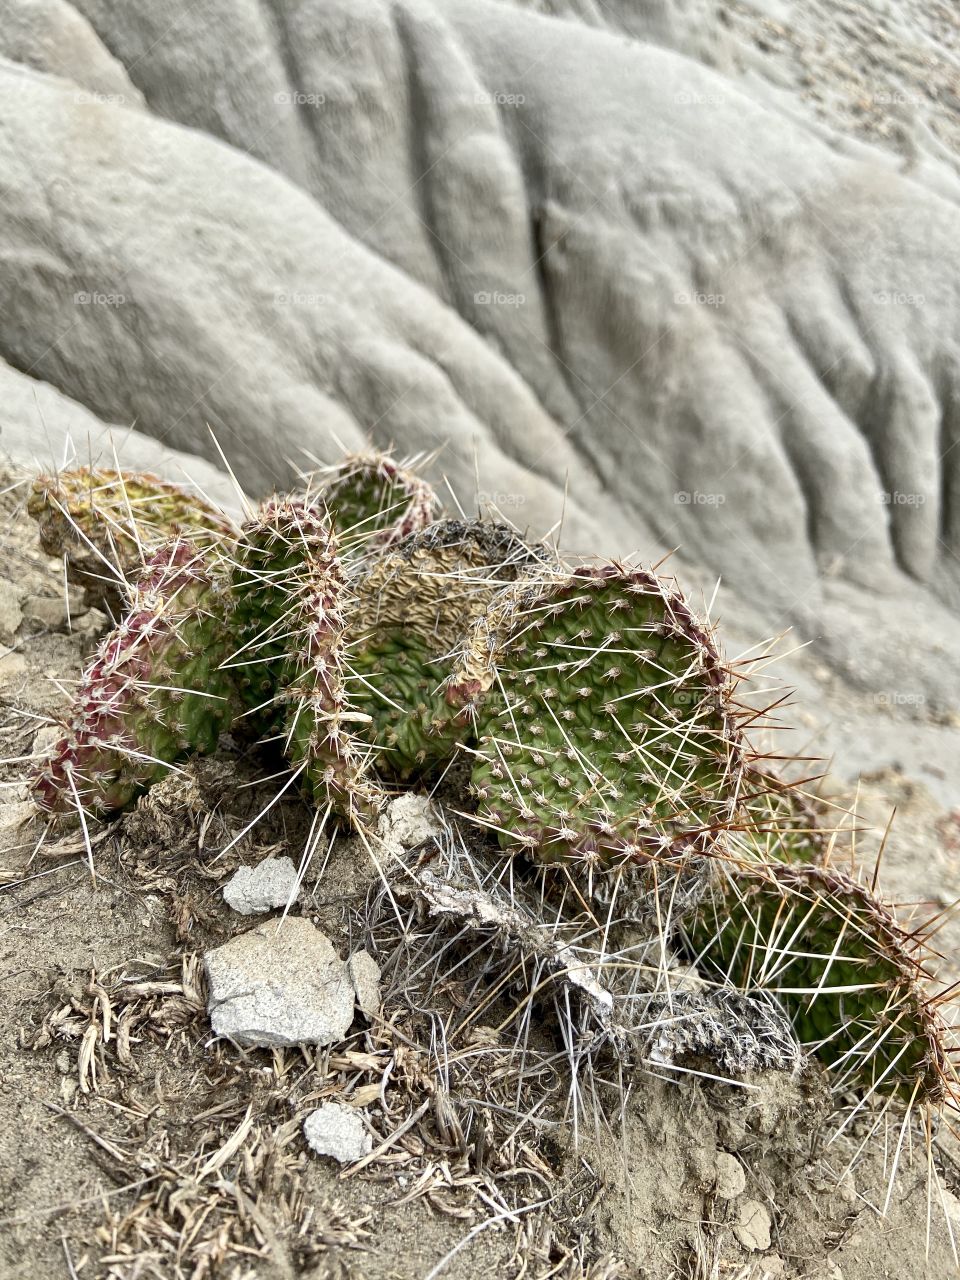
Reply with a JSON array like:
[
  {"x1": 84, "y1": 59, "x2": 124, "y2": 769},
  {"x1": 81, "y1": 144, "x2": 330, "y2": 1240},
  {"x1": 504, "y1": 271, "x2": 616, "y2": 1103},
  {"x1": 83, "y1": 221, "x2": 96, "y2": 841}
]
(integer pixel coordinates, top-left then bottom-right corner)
[
  {"x1": 734, "y1": 1198, "x2": 772, "y2": 1252},
  {"x1": 714, "y1": 1151, "x2": 746, "y2": 1200},
  {"x1": 223, "y1": 856, "x2": 300, "y2": 915},
  {"x1": 205, "y1": 917, "x2": 355, "y2": 1047},
  {"x1": 0, "y1": 801, "x2": 35, "y2": 831},
  {"x1": 0, "y1": 649, "x2": 27, "y2": 687},
  {"x1": 33, "y1": 725, "x2": 63, "y2": 758},
  {"x1": 377, "y1": 793, "x2": 439, "y2": 848},
  {"x1": 303, "y1": 1102, "x2": 372, "y2": 1163},
  {"x1": 0, "y1": 580, "x2": 24, "y2": 640},
  {"x1": 348, "y1": 950, "x2": 382, "y2": 1017}
]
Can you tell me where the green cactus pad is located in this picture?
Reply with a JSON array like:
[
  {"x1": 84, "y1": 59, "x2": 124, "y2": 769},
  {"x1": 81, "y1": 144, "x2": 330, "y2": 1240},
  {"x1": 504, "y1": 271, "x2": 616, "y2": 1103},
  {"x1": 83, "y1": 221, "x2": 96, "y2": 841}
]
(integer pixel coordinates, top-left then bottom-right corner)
[
  {"x1": 458, "y1": 565, "x2": 743, "y2": 867},
  {"x1": 688, "y1": 861, "x2": 948, "y2": 1102},
  {"x1": 234, "y1": 498, "x2": 384, "y2": 825},
  {"x1": 320, "y1": 450, "x2": 440, "y2": 550},
  {"x1": 229, "y1": 498, "x2": 329, "y2": 728},
  {"x1": 737, "y1": 769, "x2": 825, "y2": 864},
  {"x1": 28, "y1": 467, "x2": 236, "y2": 614},
  {"x1": 30, "y1": 540, "x2": 240, "y2": 817},
  {"x1": 349, "y1": 519, "x2": 549, "y2": 778}
]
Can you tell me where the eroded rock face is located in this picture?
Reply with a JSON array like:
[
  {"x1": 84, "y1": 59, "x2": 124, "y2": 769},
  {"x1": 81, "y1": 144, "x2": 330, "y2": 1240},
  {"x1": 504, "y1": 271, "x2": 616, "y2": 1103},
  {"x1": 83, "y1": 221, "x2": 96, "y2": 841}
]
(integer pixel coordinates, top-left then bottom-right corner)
[{"x1": 2, "y1": 1, "x2": 960, "y2": 716}]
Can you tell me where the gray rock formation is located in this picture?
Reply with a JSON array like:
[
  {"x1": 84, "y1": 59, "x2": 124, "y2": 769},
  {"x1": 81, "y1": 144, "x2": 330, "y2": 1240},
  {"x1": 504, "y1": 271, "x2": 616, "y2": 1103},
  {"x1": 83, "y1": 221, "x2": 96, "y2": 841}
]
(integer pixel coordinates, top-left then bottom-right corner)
[{"x1": 2, "y1": 0, "x2": 960, "y2": 767}]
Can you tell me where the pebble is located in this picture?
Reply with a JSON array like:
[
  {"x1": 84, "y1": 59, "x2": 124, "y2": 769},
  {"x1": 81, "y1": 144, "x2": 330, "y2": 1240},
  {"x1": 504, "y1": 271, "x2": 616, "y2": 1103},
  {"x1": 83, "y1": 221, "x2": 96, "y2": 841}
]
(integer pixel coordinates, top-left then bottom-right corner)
[
  {"x1": 33, "y1": 725, "x2": 62, "y2": 757},
  {"x1": 303, "y1": 1102, "x2": 372, "y2": 1163},
  {"x1": 734, "y1": 1198, "x2": 772, "y2": 1252},
  {"x1": 377, "y1": 793, "x2": 439, "y2": 848},
  {"x1": 348, "y1": 949, "x2": 382, "y2": 1017},
  {"x1": 714, "y1": 1151, "x2": 746, "y2": 1199},
  {"x1": 204, "y1": 917, "x2": 355, "y2": 1047},
  {"x1": 21, "y1": 595, "x2": 72, "y2": 630},
  {"x1": 0, "y1": 801, "x2": 35, "y2": 831},
  {"x1": 223, "y1": 856, "x2": 300, "y2": 914},
  {"x1": 0, "y1": 580, "x2": 23, "y2": 640}
]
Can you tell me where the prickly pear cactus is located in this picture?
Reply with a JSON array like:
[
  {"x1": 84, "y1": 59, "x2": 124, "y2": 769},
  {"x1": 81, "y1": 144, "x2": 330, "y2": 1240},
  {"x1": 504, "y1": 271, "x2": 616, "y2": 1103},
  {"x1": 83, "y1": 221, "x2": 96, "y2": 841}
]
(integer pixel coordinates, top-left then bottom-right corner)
[
  {"x1": 737, "y1": 769, "x2": 825, "y2": 864},
  {"x1": 27, "y1": 467, "x2": 236, "y2": 614},
  {"x1": 320, "y1": 450, "x2": 440, "y2": 550},
  {"x1": 30, "y1": 540, "x2": 240, "y2": 817},
  {"x1": 233, "y1": 498, "x2": 384, "y2": 824},
  {"x1": 689, "y1": 861, "x2": 948, "y2": 1102},
  {"x1": 229, "y1": 497, "x2": 327, "y2": 728},
  {"x1": 457, "y1": 565, "x2": 743, "y2": 868},
  {"x1": 350, "y1": 519, "x2": 549, "y2": 778}
]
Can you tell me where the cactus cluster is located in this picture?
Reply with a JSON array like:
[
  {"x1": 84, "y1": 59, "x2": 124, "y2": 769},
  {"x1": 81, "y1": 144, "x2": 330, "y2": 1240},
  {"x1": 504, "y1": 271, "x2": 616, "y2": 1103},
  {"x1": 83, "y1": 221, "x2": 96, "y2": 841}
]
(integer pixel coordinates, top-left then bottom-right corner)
[{"x1": 25, "y1": 451, "x2": 956, "y2": 1111}]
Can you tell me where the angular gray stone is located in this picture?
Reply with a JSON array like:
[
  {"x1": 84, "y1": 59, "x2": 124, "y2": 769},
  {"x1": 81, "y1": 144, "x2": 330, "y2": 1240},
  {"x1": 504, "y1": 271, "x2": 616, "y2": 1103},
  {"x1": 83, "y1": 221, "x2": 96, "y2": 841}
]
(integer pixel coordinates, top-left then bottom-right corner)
[
  {"x1": 223, "y1": 856, "x2": 300, "y2": 915},
  {"x1": 734, "y1": 1198, "x2": 772, "y2": 1252},
  {"x1": 348, "y1": 950, "x2": 381, "y2": 1019},
  {"x1": 377, "y1": 794, "x2": 440, "y2": 850},
  {"x1": 714, "y1": 1151, "x2": 746, "y2": 1200},
  {"x1": 303, "y1": 1102, "x2": 372, "y2": 1164},
  {"x1": 205, "y1": 917, "x2": 355, "y2": 1048}
]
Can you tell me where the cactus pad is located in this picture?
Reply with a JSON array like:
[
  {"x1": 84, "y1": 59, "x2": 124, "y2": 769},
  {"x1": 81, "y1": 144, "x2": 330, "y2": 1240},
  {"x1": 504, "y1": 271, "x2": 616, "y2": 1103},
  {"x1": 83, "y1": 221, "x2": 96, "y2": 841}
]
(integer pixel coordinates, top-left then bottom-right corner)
[
  {"x1": 460, "y1": 565, "x2": 743, "y2": 868},
  {"x1": 234, "y1": 498, "x2": 385, "y2": 824},
  {"x1": 30, "y1": 540, "x2": 239, "y2": 817},
  {"x1": 350, "y1": 519, "x2": 549, "y2": 777},
  {"x1": 28, "y1": 467, "x2": 235, "y2": 614},
  {"x1": 689, "y1": 861, "x2": 948, "y2": 1102},
  {"x1": 320, "y1": 450, "x2": 440, "y2": 549}
]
